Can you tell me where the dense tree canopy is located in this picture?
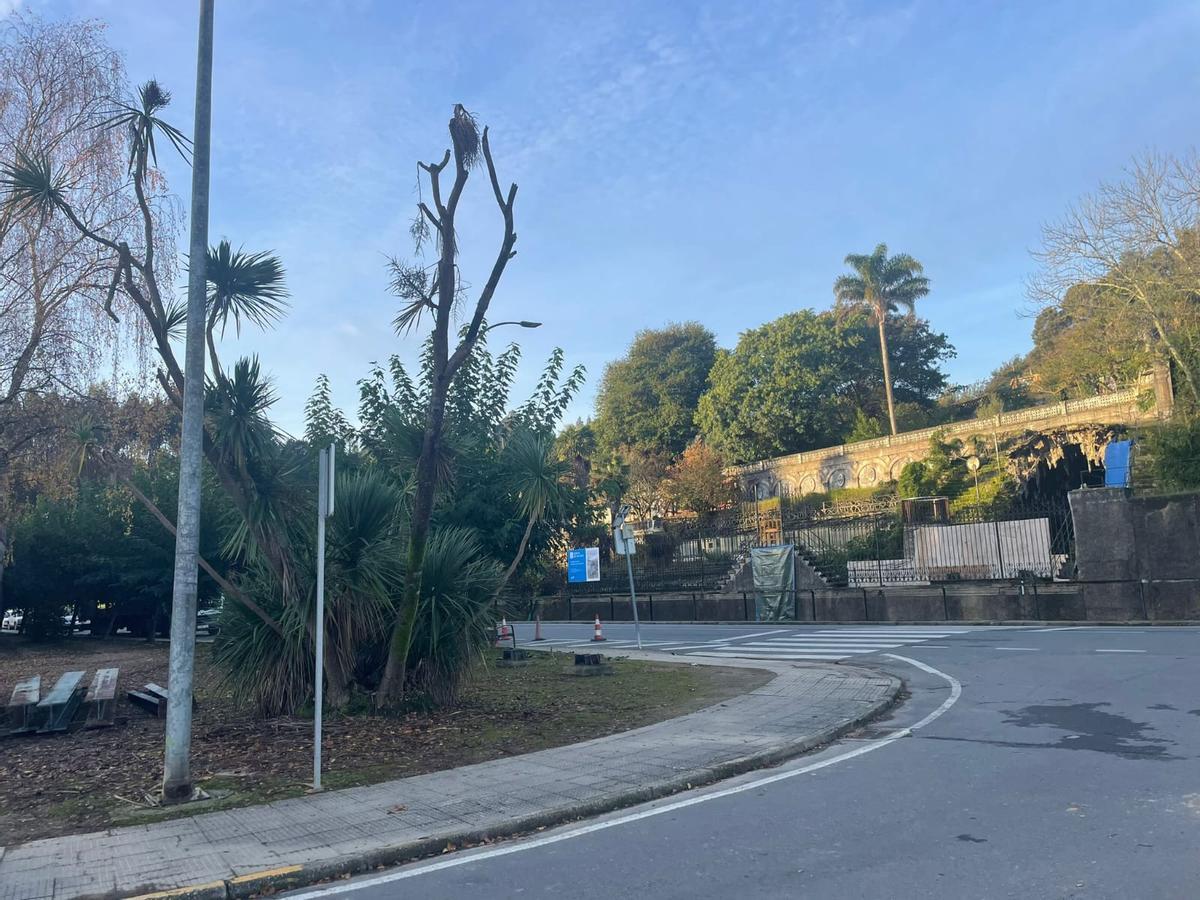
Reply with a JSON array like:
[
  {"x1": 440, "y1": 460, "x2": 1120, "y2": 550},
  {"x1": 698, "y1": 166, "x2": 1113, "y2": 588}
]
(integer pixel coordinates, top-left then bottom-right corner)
[
  {"x1": 696, "y1": 309, "x2": 952, "y2": 463},
  {"x1": 593, "y1": 322, "x2": 717, "y2": 457}
]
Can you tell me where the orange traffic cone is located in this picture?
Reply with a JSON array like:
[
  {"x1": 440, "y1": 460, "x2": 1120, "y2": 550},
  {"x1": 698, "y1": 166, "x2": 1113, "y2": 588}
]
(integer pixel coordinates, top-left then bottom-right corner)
[
  {"x1": 591, "y1": 615, "x2": 606, "y2": 642},
  {"x1": 534, "y1": 615, "x2": 546, "y2": 641}
]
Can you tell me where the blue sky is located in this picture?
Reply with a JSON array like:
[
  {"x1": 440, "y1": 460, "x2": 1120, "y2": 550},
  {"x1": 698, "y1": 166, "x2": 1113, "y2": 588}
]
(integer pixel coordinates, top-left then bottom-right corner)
[{"x1": 27, "y1": 0, "x2": 1200, "y2": 434}]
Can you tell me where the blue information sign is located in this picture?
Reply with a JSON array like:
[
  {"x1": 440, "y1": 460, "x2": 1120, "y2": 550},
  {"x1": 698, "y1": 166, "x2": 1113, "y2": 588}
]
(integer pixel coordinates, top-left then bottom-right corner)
[{"x1": 567, "y1": 547, "x2": 599, "y2": 583}]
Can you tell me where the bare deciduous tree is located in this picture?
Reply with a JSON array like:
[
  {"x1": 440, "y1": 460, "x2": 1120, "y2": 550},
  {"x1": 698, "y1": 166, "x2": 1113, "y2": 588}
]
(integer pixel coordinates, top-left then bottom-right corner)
[
  {"x1": 1, "y1": 56, "x2": 291, "y2": 638},
  {"x1": 0, "y1": 14, "x2": 141, "y2": 592},
  {"x1": 1032, "y1": 152, "x2": 1200, "y2": 405},
  {"x1": 377, "y1": 105, "x2": 519, "y2": 707}
]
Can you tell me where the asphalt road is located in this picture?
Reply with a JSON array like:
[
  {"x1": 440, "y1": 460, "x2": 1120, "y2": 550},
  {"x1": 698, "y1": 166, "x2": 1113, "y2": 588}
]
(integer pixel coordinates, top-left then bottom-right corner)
[{"x1": 286, "y1": 624, "x2": 1200, "y2": 899}]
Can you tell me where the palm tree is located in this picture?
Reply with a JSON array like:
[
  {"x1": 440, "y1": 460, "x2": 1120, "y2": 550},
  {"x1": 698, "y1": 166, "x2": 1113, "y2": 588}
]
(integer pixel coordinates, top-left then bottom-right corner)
[
  {"x1": 204, "y1": 240, "x2": 289, "y2": 384},
  {"x1": 495, "y1": 428, "x2": 569, "y2": 597},
  {"x1": 833, "y1": 244, "x2": 930, "y2": 435}
]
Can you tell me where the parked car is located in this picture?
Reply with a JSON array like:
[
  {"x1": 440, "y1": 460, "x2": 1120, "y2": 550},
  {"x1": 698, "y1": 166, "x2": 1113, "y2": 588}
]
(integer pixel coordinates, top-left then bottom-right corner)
[{"x1": 2, "y1": 611, "x2": 22, "y2": 630}]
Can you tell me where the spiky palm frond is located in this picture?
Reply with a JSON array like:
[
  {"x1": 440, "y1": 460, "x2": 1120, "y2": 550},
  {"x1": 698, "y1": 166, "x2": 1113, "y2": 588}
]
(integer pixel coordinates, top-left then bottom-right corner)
[
  {"x1": 325, "y1": 471, "x2": 406, "y2": 685},
  {"x1": 0, "y1": 147, "x2": 70, "y2": 218},
  {"x1": 162, "y1": 298, "x2": 189, "y2": 340},
  {"x1": 833, "y1": 243, "x2": 930, "y2": 320},
  {"x1": 70, "y1": 418, "x2": 105, "y2": 479},
  {"x1": 204, "y1": 240, "x2": 289, "y2": 335},
  {"x1": 388, "y1": 260, "x2": 435, "y2": 335},
  {"x1": 503, "y1": 428, "x2": 569, "y2": 522},
  {"x1": 98, "y1": 79, "x2": 192, "y2": 178},
  {"x1": 205, "y1": 356, "x2": 280, "y2": 476},
  {"x1": 407, "y1": 526, "x2": 502, "y2": 704}
]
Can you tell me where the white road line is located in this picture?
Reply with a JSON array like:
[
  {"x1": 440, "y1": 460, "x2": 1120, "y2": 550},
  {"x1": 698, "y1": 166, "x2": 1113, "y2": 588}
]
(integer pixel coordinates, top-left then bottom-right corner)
[
  {"x1": 768, "y1": 638, "x2": 916, "y2": 643},
  {"x1": 286, "y1": 657, "x2": 962, "y2": 899},
  {"x1": 994, "y1": 647, "x2": 1038, "y2": 651},
  {"x1": 762, "y1": 638, "x2": 909, "y2": 645},
  {"x1": 1095, "y1": 649, "x2": 1146, "y2": 653},
  {"x1": 754, "y1": 643, "x2": 904, "y2": 650},
  {"x1": 702, "y1": 651, "x2": 850, "y2": 660},
  {"x1": 712, "y1": 629, "x2": 790, "y2": 642},
  {"x1": 1031, "y1": 626, "x2": 1085, "y2": 632},
  {"x1": 705, "y1": 648, "x2": 859, "y2": 657},
  {"x1": 816, "y1": 628, "x2": 974, "y2": 633},
  {"x1": 910, "y1": 644, "x2": 953, "y2": 648},
  {"x1": 816, "y1": 630, "x2": 966, "y2": 636}
]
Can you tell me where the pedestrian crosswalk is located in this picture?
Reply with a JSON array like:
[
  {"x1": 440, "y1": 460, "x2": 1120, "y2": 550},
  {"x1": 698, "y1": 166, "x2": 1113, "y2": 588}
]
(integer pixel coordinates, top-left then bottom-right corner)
[
  {"x1": 523, "y1": 628, "x2": 971, "y2": 660},
  {"x1": 687, "y1": 628, "x2": 972, "y2": 661}
]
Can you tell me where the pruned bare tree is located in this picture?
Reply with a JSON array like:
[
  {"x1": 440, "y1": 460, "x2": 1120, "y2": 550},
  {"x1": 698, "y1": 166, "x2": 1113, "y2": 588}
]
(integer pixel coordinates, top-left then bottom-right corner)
[
  {"x1": 377, "y1": 104, "x2": 520, "y2": 707},
  {"x1": 1032, "y1": 152, "x2": 1200, "y2": 405}
]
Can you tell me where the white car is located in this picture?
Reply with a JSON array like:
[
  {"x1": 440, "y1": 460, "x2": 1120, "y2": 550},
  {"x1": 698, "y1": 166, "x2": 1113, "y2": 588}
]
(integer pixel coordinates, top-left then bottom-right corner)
[{"x1": 2, "y1": 611, "x2": 22, "y2": 629}]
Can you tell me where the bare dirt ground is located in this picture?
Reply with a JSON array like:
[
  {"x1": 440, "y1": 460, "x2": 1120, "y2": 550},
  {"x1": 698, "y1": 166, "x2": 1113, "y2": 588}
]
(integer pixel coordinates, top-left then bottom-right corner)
[{"x1": 0, "y1": 636, "x2": 768, "y2": 844}]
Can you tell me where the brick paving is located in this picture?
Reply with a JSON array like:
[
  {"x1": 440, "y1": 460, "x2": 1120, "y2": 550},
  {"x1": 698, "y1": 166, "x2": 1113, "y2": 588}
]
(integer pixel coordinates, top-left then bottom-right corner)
[{"x1": 0, "y1": 659, "x2": 897, "y2": 899}]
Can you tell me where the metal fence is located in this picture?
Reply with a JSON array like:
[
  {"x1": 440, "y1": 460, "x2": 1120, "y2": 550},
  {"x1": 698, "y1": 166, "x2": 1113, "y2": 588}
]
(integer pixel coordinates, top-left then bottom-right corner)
[{"x1": 554, "y1": 496, "x2": 1074, "y2": 595}]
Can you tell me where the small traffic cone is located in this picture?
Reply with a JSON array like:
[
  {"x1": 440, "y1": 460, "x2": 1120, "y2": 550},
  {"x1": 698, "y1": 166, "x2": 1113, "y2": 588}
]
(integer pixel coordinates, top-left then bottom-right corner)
[
  {"x1": 533, "y1": 615, "x2": 546, "y2": 641},
  {"x1": 591, "y1": 615, "x2": 606, "y2": 642}
]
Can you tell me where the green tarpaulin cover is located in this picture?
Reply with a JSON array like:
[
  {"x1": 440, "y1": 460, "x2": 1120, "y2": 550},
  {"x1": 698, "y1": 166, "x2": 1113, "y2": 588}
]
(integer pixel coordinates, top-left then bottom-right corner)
[{"x1": 751, "y1": 544, "x2": 796, "y2": 621}]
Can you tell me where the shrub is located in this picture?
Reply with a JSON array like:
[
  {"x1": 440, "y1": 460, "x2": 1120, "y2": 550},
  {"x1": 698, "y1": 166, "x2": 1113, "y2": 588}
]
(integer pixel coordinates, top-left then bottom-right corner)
[{"x1": 1140, "y1": 418, "x2": 1200, "y2": 492}]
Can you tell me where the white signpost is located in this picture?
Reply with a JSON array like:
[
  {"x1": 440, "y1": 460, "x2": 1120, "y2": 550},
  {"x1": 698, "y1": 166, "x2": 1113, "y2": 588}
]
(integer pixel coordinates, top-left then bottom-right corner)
[
  {"x1": 313, "y1": 443, "x2": 335, "y2": 790},
  {"x1": 612, "y1": 507, "x2": 642, "y2": 649}
]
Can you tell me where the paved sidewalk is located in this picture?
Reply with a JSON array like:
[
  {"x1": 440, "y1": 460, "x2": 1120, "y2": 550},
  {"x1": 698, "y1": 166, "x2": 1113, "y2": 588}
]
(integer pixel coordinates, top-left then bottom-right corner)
[{"x1": 0, "y1": 658, "x2": 898, "y2": 900}]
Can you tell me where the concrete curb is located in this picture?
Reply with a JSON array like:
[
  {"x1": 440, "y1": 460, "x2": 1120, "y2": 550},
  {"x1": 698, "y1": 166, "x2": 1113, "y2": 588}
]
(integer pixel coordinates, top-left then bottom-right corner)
[{"x1": 104, "y1": 663, "x2": 900, "y2": 900}]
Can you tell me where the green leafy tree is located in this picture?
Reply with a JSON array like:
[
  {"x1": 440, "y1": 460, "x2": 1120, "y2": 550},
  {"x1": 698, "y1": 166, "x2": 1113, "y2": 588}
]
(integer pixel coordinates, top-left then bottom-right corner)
[
  {"x1": 846, "y1": 409, "x2": 884, "y2": 443},
  {"x1": 697, "y1": 310, "x2": 951, "y2": 462},
  {"x1": 663, "y1": 439, "x2": 736, "y2": 515},
  {"x1": 834, "y1": 244, "x2": 931, "y2": 435},
  {"x1": 594, "y1": 322, "x2": 717, "y2": 457},
  {"x1": 838, "y1": 311, "x2": 953, "y2": 425},
  {"x1": 1140, "y1": 418, "x2": 1200, "y2": 492},
  {"x1": 304, "y1": 374, "x2": 354, "y2": 449},
  {"x1": 896, "y1": 431, "x2": 965, "y2": 498},
  {"x1": 697, "y1": 312, "x2": 850, "y2": 462}
]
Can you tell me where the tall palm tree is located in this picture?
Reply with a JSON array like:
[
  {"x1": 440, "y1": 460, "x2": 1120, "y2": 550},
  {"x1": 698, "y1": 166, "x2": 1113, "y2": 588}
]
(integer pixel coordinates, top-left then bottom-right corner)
[{"x1": 833, "y1": 244, "x2": 930, "y2": 435}]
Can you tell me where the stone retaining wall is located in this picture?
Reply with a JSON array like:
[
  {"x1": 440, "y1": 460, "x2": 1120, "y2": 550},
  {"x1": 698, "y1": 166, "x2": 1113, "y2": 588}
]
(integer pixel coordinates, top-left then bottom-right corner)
[{"x1": 729, "y1": 367, "x2": 1173, "y2": 498}]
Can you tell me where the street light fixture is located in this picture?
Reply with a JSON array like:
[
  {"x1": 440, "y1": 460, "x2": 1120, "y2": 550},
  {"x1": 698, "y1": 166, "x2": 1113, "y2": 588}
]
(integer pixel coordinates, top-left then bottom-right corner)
[{"x1": 482, "y1": 320, "x2": 542, "y2": 332}]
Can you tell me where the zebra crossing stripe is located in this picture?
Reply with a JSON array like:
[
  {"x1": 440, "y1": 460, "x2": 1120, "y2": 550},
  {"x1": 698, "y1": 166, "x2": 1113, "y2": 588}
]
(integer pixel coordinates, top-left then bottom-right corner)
[
  {"x1": 711, "y1": 629, "x2": 790, "y2": 642},
  {"x1": 700, "y1": 657, "x2": 854, "y2": 662},
  {"x1": 755, "y1": 643, "x2": 903, "y2": 650},
  {"x1": 762, "y1": 637, "x2": 910, "y2": 644},
  {"x1": 815, "y1": 629, "x2": 967, "y2": 635}
]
